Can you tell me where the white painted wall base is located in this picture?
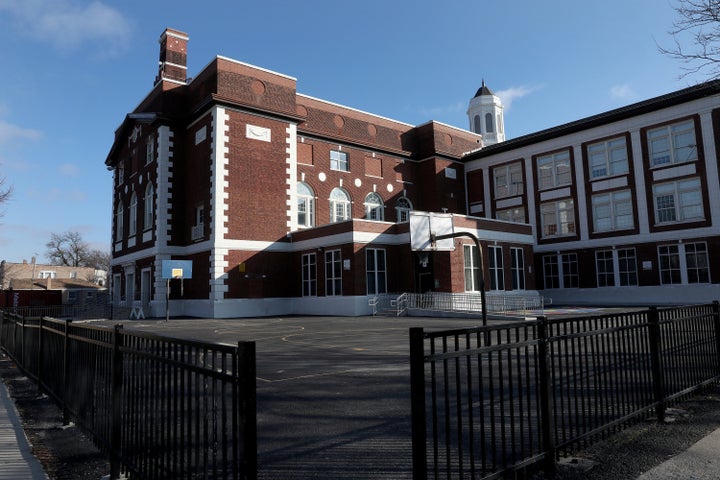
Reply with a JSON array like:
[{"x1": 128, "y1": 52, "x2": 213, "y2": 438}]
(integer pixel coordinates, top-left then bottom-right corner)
[{"x1": 542, "y1": 285, "x2": 720, "y2": 307}]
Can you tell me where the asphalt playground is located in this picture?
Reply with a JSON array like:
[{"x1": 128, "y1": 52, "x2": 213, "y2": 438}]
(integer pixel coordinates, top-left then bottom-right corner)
[{"x1": 92, "y1": 314, "x2": 497, "y2": 479}]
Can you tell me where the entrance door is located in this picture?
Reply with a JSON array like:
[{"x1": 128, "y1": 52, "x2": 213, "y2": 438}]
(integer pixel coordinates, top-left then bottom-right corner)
[{"x1": 141, "y1": 269, "x2": 152, "y2": 307}]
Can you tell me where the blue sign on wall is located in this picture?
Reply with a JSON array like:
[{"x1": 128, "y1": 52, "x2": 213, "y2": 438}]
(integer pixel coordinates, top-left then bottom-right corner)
[{"x1": 161, "y1": 260, "x2": 193, "y2": 279}]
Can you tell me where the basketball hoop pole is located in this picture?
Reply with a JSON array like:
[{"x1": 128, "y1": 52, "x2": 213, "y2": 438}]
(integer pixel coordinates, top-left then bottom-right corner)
[{"x1": 433, "y1": 231, "x2": 487, "y2": 326}]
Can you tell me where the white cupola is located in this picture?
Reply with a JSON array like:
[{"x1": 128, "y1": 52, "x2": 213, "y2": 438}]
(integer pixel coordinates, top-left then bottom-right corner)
[{"x1": 467, "y1": 80, "x2": 505, "y2": 145}]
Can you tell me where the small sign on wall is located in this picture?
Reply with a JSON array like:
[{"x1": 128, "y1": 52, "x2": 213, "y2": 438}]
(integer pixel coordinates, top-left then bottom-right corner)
[{"x1": 246, "y1": 124, "x2": 271, "y2": 142}]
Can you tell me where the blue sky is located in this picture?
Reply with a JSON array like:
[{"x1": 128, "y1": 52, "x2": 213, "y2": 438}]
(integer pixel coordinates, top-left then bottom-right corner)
[{"x1": 0, "y1": 0, "x2": 707, "y2": 263}]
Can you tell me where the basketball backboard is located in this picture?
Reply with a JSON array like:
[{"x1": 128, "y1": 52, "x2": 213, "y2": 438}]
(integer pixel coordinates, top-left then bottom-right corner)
[
  {"x1": 409, "y1": 211, "x2": 455, "y2": 251},
  {"x1": 161, "y1": 260, "x2": 193, "y2": 279}
]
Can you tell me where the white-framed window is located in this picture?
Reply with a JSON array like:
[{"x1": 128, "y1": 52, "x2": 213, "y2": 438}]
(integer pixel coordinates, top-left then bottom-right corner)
[
  {"x1": 146, "y1": 135, "x2": 155, "y2": 164},
  {"x1": 540, "y1": 200, "x2": 575, "y2": 237},
  {"x1": 659, "y1": 242, "x2": 710, "y2": 284},
  {"x1": 592, "y1": 190, "x2": 634, "y2": 232},
  {"x1": 488, "y1": 246, "x2": 504, "y2": 291},
  {"x1": 537, "y1": 150, "x2": 571, "y2": 189},
  {"x1": 648, "y1": 120, "x2": 697, "y2": 167},
  {"x1": 366, "y1": 248, "x2": 387, "y2": 295},
  {"x1": 653, "y1": 178, "x2": 703, "y2": 224},
  {"x1": 596, "y1": 250, "x2": 615, "y2": 287},
  {"x1": 364, "y1": 192, "x2": 384, "y2": 221},
  {"x1": 330, "y1": 187, "x2": 351, "y2": 222},
  {"x1": 38, "y1": 271, "x2": 57, "y2": 279},
  {"x1": 510, "y1": 247, "x2": 525, "y2": 290},
  {"x1": 330, "y1": 150, "x2": 349, "y2": 172},
  {"x1": 588, "y1": 137, "x2": 628, "y2": 179},
  {"x1": 192, "y1": 204, "x2": 204, "y2": 241},
  {"x1": 493, "y1": 162, "x2": 523, "y2": 198},
  {"x1": 115, "y1": 201, "x2": 124, "y2": 241},
  {"x1": 543, "y1": 253, "x2": 579, "y2": 289},
  {"x1": 395, "y1": 197, "x2": 412, "y2": 223},
  {"x1": 463, "y1": 245, "x2": 480, "y2": 292},
  {"x1": 325, "y1": 249, "x2": 342, "y2": 296},
  {"x1": 116, "y1": 165, "x2": 125, "y2": 186},
  {"x1": 496, "y1": 207, "x2": 526, "y2": 223},
  {"x1": 143, "y1": 183, "x2": 154, "y2": 231},
  {"x1": 129, "y1": 192, "x2": 137, "y2": 236},
  {"x1": 297, "y1": 182, "x2": 315, "y2": 228},
  {"x1": 301, "y1": 253, "x2": 317, "y2": 296}
]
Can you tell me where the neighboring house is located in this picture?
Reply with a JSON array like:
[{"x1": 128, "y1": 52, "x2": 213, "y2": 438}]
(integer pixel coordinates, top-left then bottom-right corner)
[
  {"x1": 0, "y1": 260, "x2": 108, "y2": 309},
  {"x1": 105, "y1": 28, "x2": 536, "y2": 318},
  {"x1": 1, "y1": 277, "x2": 107, "y2": 309}
]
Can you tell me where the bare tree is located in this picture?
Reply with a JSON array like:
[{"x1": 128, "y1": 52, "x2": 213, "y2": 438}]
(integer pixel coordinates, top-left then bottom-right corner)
[
  {"x1": 0, "y1": 173, "x2": 11, "y2": 216},
  {"x1": 84, "y1": 248, "x2": 111, "y2": 271},
  {"x1": 660, "y1": 0, "x2": 720, "y2": 78},
  {"x1": 46, "y1": 231, "x2": 90, "y2": 267}
]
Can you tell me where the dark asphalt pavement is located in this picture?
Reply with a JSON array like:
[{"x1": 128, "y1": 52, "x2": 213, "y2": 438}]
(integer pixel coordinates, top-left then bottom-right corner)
[{"x1": 91, "y1": 315, "x2": 490, "y2": 479}]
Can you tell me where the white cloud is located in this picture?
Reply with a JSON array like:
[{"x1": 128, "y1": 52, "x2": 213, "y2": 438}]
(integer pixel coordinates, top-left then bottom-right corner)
[
  {"x1": 0, "y1": 0, "x2": 132, "y2": 55},
  {"x1": 59, "y1": 163, "x2": 80, "y2": 177},
  {"x1": 495, "y1": 85, "x2": 541, "y2": 111},
  {"x1": 610, "y1": 84, "x2": 637, "y2": 101},
  {"x1": 0, "y1": 121, "x2": 42, "y2": 145}
]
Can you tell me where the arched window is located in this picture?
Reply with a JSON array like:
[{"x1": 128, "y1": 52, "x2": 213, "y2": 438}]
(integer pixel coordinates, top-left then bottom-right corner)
[
  {"x1": 297, "y1": 182, "x2": 315, "y2": 228},
  {"x1": 473, "y1": 115, "x2": 482, "y2": 134},
  {"x1": 115, "y1": 201, "x2": 124, "y2": 241},
  {"x1": 485, "y1": 112, "x2": 494, "y2": 133},
  {"x1": 395, "y1": 197, "x2": 413, "y2": 223},
  {"x1": 329, "y1": 187, "x2": 351, "y2": 223},
  {"x1": 364, "y1": 192, "x2": 384, "y2": 221},
  {"x1": 143, "y1": 183, "x2": 154, "y2": 231},
  {"x1": 129, "y1": 192, "x2": 138, "y2": 236}
]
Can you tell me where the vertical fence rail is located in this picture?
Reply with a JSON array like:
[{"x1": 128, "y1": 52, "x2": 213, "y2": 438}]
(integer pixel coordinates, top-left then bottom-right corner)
[
  {"x1": 411, "y1": 303, "x2": 720, "y2": 480},
  {"x1": 0, "y1": 312, "x2": 258, "y2": 480}
]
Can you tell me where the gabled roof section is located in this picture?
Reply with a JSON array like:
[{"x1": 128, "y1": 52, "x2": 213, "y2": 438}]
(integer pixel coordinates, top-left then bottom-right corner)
[{"x1": 105, "y1": 112, "x2": 168, "y2": 166}]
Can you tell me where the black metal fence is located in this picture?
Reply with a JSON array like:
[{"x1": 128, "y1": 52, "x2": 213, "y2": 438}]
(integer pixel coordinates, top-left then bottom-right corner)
[
  {"x1": 0, "y1": 311, "x2": 257, "y2": 480},
  {"x1": 409, "y1": 302, "x2": 720, "y2": 480}
]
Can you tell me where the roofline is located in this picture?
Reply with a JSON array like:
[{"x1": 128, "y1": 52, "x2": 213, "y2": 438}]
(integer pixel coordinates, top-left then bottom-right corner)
[{"x1": 465, "y1": 79, "x2": 720, "y2": 159}]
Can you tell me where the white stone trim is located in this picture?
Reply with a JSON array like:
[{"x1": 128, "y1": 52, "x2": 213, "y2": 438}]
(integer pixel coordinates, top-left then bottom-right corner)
[
  {"x1": 156, "y1": 126, "x2": 174, "y2": 248},
  {"x1": 286, "y1": 123, "x2": 298, "y2": 231},
  {"x1": 210, "y1": 106, "x2": 230, "y2": 303}
]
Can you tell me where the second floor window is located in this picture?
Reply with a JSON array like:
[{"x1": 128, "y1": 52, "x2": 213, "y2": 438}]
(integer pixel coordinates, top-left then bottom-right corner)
[
  {"x1": 653, "y1": 177, "x2": 703, "y2": 225},
  {"x1": 364, "y1": 192, "x2": 384, "y2": 221},
  {"x1": 330, "y1": 187, "x2": 351, "y2": 222},
  {"x1": 330, "y1": 150, "x2": 349, "y2": 172},
  {"x1": 115, "y1": 201, "x2": 124, "y2": 241},
  {"x1": 143, "y1": 183, "x2": 154, "y2": 231},
  {"x1": 494, "y1": 162, "x2": 523, "y2": 198},
  {"x1": 588, "y1": 137, "x2": 628, "y2": 179},
  {"x1": 540, "y1": 199, "x2": 575, "y2": 238},
  {"x1": 129, "y1": 192, "x2": 138, "y2": 236},
  {"x1": 648, "y1": 120, "x2": 697, "y2": 167},
  {"x1": 395, "y1": 197, "x2": 412, "y2": 223},
  {"x1": 297, "y1": 182, "x2": 315, "y2": 228},
  {"x1": 592, "y1": 190, "x2": 633, "y2": 232},
  {"x1": 537, "y1": 150, "x2": 571, "y2": 189}
]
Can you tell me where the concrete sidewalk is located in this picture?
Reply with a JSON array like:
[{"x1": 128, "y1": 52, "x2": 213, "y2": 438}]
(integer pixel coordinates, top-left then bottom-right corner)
[
  {"x1": 636, "y1": 425, "x2": 720, "y2": 480},
  {"x1": 0, "y1": 377, "x2": 48, "y2": 479}
]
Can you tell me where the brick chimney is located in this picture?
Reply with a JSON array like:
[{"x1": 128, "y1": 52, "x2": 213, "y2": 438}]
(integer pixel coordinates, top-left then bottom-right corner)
[{"x1": 154, "y1": 28, "x2": 189, "y2": 86}]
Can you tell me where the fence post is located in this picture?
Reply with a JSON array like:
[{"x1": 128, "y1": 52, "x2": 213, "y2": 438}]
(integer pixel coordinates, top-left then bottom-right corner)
[
  {"x1": 62, "y1": 319, "x2": 71, "y2": 425},
  {"x1": 648, "y1": 307, "x2": 666, "y2": 423},
  {"x1": 712, "y1": 301, "x2": 720, "y2": 374},
  {"x1": 409, "y1": 327, "x2": 427, "y2": 480},
  {"x1": 237, "y1": 341, "x2": 258, "y2": 480},
  {"x1": 110, "y1": 324, "x2": 124, "y2": 479},
  {"x1": 36, "y1": 316, "x2": 43, "y2": 393},
  {"x1": 537, "y1": 316, "x2": 556, "y2": 476}
]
